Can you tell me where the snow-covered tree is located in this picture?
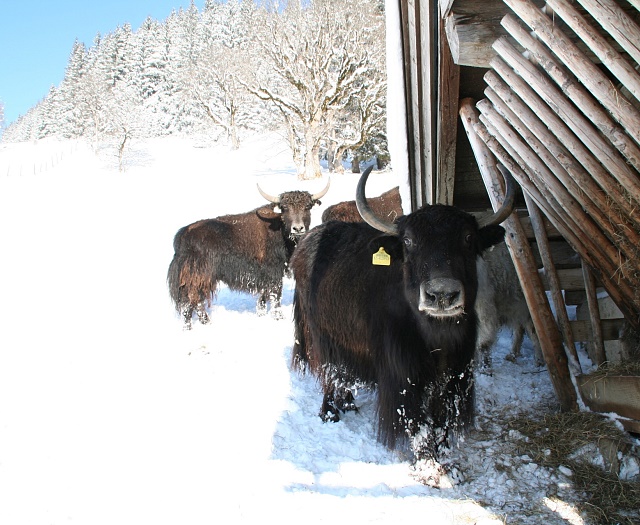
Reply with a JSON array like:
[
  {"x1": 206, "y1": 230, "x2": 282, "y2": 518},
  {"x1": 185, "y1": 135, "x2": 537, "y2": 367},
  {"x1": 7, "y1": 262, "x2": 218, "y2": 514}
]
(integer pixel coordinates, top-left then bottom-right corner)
[
  {"x1": 1, "y1": 0, "x2": 389, "y2": 171},
  {"x1": 243, "y1": 0, "x2": 385, "y2": 179}
]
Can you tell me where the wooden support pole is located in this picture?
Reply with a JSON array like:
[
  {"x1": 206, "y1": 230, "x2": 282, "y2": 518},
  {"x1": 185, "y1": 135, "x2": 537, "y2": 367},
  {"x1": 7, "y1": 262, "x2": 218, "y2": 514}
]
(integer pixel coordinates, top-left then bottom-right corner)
[
  {"x1": 546, "y1": 0, "x2": 640, "y2": 103},
  {"x1": 576, "y1": 0, "x2": 640, "y2": 66},
  {"x1": 460, "y1": 98, "x2": 578, "y2": 412},
  {"x1": 476, "y1": 99, "x2": 627, "y2": 278},
  {"x1": 581, "y1": 260, "x2": 607, "y2": 366},
  {"x1": 488, "y1": 49, "x2": 640, "y2": 231},
  {"x1": 524, "y1": 193, "x2": 582, "y2": 376},
  {"x1": 501, "y1": 13, "x2": 640, "y2": 174},
  {"x1": 475, "y1": 106, "x2": 638, "y2": 322},
  {"x1": 503, "y1": 0, "x2": 640, "y2": 145},
  {"x1": 483, "y1": 70, "x2": 640, "y2": 260}
]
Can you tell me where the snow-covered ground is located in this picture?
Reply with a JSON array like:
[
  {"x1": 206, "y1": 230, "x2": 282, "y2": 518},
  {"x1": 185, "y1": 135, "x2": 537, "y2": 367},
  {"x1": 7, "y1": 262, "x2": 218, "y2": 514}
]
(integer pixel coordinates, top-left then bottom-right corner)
[{"x1": 0, "y1": 134, "x2": 615, "y2": 524}]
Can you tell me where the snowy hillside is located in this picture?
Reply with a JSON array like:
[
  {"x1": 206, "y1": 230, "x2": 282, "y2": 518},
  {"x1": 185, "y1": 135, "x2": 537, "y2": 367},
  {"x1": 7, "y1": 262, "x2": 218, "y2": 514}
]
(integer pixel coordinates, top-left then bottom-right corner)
[{"x1": 0, "y1": 135, "x2": 634, "y2": 525}]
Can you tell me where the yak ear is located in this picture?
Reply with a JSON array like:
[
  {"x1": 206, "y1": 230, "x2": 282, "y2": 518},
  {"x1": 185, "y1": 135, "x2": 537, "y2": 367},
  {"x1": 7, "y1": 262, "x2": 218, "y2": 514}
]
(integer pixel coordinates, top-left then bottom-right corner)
[{"x1": 477, "y1": 224, "x2": 506, "y2": 253}]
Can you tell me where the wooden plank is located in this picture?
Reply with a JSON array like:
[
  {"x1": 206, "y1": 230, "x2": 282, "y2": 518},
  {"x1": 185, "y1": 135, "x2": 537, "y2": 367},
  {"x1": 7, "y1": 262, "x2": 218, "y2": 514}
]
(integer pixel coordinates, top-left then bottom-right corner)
[
  {"x1": 436, "y1": 15, "x2": 460, "y2": 205},
  {"x1": 619, "y1": 418, "x2": 640, "y2": 434},
  {"x1": 577, "y1": 375, "x2": 640, "y2": 420},
  {"x1": 570, "y1": 318, "x2": 624, "y2": 341}
]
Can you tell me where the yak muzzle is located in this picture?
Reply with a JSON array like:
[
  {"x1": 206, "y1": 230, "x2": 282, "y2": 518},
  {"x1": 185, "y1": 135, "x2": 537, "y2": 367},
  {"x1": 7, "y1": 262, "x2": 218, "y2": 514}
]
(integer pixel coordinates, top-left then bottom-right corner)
[{"x1": 418, "y1": 278, "x2": 466, "y2": 317}]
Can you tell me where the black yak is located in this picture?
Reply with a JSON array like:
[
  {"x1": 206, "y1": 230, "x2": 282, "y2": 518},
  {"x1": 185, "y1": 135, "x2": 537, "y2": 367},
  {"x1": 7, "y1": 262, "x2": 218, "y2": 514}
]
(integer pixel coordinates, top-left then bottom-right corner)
[
  {"x1": 290, "y1": 165, "x2": 514, "y2": 460},
  {"x1": 167, "y1": 180, "x2": 329, "y2": 329},
  {"x1": 322, "y1": 183, "x2": 538, "y2": 367}
]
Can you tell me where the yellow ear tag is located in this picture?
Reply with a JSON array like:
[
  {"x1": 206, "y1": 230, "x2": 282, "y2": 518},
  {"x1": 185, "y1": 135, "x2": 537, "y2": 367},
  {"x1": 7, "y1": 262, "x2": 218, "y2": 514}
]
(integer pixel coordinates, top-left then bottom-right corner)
[{"x1": 372, "y1": 247, "x2": 391, "y2": 266}]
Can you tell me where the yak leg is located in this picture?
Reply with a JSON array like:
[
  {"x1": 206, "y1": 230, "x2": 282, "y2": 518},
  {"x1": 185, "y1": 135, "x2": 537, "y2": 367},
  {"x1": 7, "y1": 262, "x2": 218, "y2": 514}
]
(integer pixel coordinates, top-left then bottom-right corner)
[
  {"x1": 182, "y1": 304, "x2": 195, "y2": 330},
  {"x1": 256, "y1": 291, "x2": 268, "y2": 316},
  {"x1": 320, "y1": 385, "x2": 357, "y2": 423},
  {"x1": 269, "y1": 282, "x2": 284, "y2": 320},
  {"x1": 196, "y1": 303, "x2": 210, "y2": 325},
  {"x1": 506, "y1": 325, "x2": 525, "y2": 362}
]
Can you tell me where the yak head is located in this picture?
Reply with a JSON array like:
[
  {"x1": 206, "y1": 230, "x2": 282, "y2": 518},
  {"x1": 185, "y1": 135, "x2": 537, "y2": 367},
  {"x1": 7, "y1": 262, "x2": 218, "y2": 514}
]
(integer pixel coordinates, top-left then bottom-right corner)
[
  {"x1": 356, "y1": 166, "x2": 514, "y2": 320},
  {"x1": 257, "y1": 180, "x2": 330, "y2": 241}
]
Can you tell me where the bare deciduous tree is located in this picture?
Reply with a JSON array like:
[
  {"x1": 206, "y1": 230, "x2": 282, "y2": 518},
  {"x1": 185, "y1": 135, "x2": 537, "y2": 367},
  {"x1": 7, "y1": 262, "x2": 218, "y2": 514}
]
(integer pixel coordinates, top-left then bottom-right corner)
[{"x1": 244, "y1": 0, "x2": 385, "y2": 180}]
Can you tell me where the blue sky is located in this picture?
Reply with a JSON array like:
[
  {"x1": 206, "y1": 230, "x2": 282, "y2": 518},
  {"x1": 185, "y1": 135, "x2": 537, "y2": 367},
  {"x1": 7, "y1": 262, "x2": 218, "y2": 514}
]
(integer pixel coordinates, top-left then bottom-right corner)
[{"x1": 0, "y1": 1, "x2": 204, "y2": 126}]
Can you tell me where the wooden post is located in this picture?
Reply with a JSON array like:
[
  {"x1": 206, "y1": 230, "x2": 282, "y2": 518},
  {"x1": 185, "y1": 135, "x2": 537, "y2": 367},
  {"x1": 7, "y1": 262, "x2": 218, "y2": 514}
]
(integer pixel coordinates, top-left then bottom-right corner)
[
  {"x1": 524, "y1": 193, "x2": 582, "y2": 376},
  {"x1": 492, "y1": 29, "x2": 640, "y2": 206},
  {"x1": 503, "y1": 0, "x2": 640, "y2": 145},
  {"x1": 483, "y1": 72, "x2": 640, "y2": 264},
  {"x1": 577, "y1": 0, "x2": 640, "y2": 65},
  {"x1": 501, "y1": 13, "x2": 640, "y2": 174},
  {"x1": 488, "y1": 50, "x2": 640, "y2": 230},
  {"x1": 460, "y1": 98, "x2": 578, "y2": 412},
  {"x1": 475, "y1": 107, "x2": 639, "y2": 324},
  {"x1": 582, "y1": 260, "x2": 607, "y2": 366},
  {"x1": 547, "y1": 0, "x2": 640, "y2": 102}
]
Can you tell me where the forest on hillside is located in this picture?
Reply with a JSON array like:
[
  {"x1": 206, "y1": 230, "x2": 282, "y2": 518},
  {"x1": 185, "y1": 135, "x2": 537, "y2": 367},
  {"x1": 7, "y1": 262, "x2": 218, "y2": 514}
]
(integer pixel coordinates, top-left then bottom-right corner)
[{"x1": 2, "y1": 0, "x2": 387, "y2": 179}]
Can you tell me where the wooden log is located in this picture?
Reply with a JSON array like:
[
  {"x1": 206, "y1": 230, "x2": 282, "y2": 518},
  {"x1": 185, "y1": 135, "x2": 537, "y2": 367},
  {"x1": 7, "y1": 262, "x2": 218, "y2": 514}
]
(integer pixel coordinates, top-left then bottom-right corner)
[
  {"x1": 577, "y1": 374, "x2": 640, "y2": 420},
  {"x1": 526, "y1": 193, "x2": 582, "y2": 375},
  {"x1": 443, "y1": 0, "x2": 519, "y2": 67},
  {"x1": 576, "y1": 0, "x2": 640, "y2": 65},
  {"x1": 460, "y1": 98, "x2": 578, "y2": 412},
  {"x1": 494, "y1": 25, "x2": 640, "y2": 204},
  {"x1": 582, "y1": 259, "x2": 607, "y2": 365},
  {"x1": 488, "y1": 47, "x2": 640, "y2": 229},
  {"x1": 501, "y1": 13, "x2": 640, "y2": 173},
  {"x1": 503, "y1": 0, "x2": 640, "y2": 145},
  {"x1": 475, "y1": 107, "x2": 638, "y2": 322},
  {"x1": 546, "y1": 0, "x2": 640, "y2": 103},
  {"x1": 484, "y1": 71, "x2": 640, "y2": 266},
  {"x1": 476, "y1": 99, "x2": 627, "y2": 276}
]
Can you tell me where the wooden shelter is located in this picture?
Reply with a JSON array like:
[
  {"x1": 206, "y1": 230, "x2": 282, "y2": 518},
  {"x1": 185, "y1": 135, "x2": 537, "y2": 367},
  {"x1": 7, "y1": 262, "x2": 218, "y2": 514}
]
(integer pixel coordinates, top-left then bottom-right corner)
[{"x1": 392, "y1": 0, "x2": 640, "y2": 432}]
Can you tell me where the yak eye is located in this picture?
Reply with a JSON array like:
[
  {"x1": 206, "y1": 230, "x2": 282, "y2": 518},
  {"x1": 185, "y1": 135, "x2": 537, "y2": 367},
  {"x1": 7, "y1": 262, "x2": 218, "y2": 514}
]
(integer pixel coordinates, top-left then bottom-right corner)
[
  {"x1": 403, "y1": 237, "x2": 413, "y2": 248},
  {"x1": 464, "y1": 233, "x2": 473, "y2": 245}
]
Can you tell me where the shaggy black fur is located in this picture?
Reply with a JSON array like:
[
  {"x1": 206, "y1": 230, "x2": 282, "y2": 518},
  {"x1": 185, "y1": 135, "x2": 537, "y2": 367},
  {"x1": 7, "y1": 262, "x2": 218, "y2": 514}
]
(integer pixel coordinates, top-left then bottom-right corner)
[
  {"x1": 291, "y1": 205, "x2": 506, "y2": 459},
  {"x1": 168, "y1": 191, "x2": 322, "y2": 329}
]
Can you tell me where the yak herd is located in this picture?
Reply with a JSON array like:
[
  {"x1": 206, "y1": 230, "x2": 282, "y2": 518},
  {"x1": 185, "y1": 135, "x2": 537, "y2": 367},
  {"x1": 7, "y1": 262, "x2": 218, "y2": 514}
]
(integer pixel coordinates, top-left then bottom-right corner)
[{"x1": 167, "y1": 165, "x2": 537, "y2": 462}]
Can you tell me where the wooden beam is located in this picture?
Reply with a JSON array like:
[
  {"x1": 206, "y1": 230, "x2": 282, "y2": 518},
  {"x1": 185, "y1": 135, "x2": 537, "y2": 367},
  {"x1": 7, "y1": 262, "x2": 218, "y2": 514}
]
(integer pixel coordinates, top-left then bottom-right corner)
[
  {"x1": 571, "y1": 318, "x2": 625, "y2": 341},
  {"x1": 503, "y1": 0, "x2": 640, "y2": 147},
  {"x1": 436, "y1": 15, "x2": 460, "y2": 205},
  {"x1": 577, "y1": 374, "x2": 640, "y2": 420},
  {"x1": 582, "y1": 260, "x2": 606, "y2": 365},
  {"x1": 460, "y1": 98, "x2": 578, "y2": 412}
]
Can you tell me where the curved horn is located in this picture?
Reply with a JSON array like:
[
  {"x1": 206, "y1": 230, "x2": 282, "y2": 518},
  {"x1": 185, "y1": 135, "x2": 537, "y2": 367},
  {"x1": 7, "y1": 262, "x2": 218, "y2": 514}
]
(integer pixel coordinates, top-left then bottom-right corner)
[
  {"x1": 478, "y1": 164, "x2": 516, "y2": 227},
  {"x1": 311, "y1": 178, "x2": 331, "y2": 201},
  {"x1": 257, "y1": 183, "x2": 280, "y2": 204},
  {"x1": 356, "y1": 166, "x2": 399, "y2": 235}
]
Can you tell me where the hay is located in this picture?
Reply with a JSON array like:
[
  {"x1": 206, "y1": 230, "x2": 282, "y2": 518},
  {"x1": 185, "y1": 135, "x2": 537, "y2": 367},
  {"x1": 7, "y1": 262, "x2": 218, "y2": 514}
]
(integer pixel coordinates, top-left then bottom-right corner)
[{"x1": 507, "y1": 411, "x2": 640, "y2": 525}]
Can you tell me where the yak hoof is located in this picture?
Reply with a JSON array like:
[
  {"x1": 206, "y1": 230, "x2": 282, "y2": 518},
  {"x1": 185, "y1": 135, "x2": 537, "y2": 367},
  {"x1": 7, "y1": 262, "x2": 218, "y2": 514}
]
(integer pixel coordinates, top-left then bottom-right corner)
[{"x1": 320, "y1": 410, "x2": 340, "y2": 423}]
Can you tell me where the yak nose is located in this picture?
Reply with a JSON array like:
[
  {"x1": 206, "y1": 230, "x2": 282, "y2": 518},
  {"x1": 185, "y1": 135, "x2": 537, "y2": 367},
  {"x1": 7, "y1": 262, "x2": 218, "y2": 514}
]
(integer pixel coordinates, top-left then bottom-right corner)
[
  {"x1": 419, "y1": 278, "x2": 465, "y2": 316},
  {"x1": 292, "y1": 225, "x2": 306, "y2": 235}
]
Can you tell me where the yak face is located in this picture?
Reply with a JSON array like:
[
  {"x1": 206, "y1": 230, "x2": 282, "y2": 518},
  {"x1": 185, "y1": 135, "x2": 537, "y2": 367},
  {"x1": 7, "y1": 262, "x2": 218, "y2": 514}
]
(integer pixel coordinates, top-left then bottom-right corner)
[
  {"x1": 276, "y1": 191, "x2": 321, "y2": 241},
  {"x1": 377, "y1": 204, "x2": 506, "y2": 320}
]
